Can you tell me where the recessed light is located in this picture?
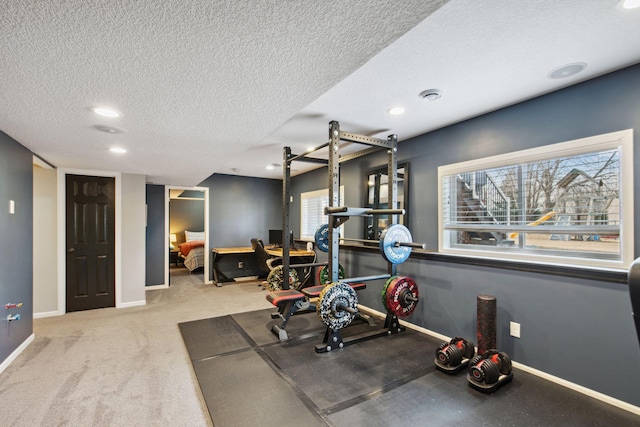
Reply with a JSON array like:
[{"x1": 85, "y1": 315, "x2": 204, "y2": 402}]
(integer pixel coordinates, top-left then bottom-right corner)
[
  {"x1": 621, "y1": 0, "x2": 640, "y2": 9},
  {"x1": 266, "y1": 165, "x2": 274, "y2": 170},
  {"x1": 388, "y1": 107, "x2": 405, "y2": 115},
  {"x1": 109, "y1": 147, "x2": 127, "y2": 154},
  {"x1": 548, "y1": 62, "x2": 587, "y2": 79},
  {"x1": 419, "y1": 89, "x2": 442, "y2": 101},
  {"x1": 307, "y1": 146, "x2": 314, "y2": 152},
  {"x1": 94, "y1": 125, "x2": 126, "y2": 134},
  {"x1": 91, "y1": 107, "x2": 121, "y2": 118}
]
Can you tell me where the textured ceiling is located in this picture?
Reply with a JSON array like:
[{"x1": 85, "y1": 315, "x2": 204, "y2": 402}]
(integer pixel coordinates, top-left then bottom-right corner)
[
  {"x1": 1, "y1": 1, "x2": 639, "y2": 185},
  {"x1": 0, "y1": 0, "x2": 447, "y2": 185}
]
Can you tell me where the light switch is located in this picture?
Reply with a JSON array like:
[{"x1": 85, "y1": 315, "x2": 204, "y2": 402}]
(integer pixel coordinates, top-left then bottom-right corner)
[{"x1": 9, "y1": 200, "x2": 15, "y2": 214}]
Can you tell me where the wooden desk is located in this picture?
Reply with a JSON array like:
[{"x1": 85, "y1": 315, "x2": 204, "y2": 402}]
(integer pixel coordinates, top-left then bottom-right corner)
[
  {"x1": 265, "y1": 247, "x2": 316, "y2": 257},
  {"x1": 210, "y1": 247, "x2": 316, "y2": 286},
  {"x1": 211, "y1": 247, "x2": 261, "y2": 286}
]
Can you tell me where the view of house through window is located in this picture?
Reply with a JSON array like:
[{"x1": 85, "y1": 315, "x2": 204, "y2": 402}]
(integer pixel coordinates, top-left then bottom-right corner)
[{"x1": 438, "y1": 130, "x2": 633, "y2": 268}]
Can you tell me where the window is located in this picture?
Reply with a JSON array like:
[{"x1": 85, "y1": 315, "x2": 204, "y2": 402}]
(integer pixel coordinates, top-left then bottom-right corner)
[
  {"x1": 300, "y1": 187, "x2": 344, "y2": 240},
  {"x1": 438, "y1": 130, "x2": 634, "y2": 269}
]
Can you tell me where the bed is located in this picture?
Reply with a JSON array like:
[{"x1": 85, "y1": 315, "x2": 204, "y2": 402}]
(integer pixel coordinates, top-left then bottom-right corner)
[{"x1": 178, "y1": 230, "x2": 205, "y2": 272}]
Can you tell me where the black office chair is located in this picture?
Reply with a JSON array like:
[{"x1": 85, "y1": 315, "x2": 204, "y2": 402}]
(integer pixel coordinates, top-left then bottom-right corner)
[{"x1": 250, "y1": 238, "x2": 280, "y2": 279}]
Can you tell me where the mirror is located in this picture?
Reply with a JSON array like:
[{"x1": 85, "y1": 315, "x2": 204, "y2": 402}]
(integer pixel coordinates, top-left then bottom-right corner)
[{"x1": 363, "y1": 163, "x2": 408, "y2": 241}]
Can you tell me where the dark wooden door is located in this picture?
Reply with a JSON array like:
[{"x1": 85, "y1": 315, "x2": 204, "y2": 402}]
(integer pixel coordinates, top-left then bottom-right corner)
[{"x1": 66, "y1": 174, "x2": 115, "y2": 312}]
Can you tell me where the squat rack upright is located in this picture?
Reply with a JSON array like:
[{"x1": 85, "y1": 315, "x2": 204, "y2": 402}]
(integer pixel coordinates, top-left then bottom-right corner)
[{"x1": 279, "y1": 120, "x2": 402, "y2": 289}]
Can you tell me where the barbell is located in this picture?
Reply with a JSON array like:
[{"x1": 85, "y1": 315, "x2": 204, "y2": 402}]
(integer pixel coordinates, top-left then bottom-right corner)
[{"x1": 314, "y1": 223, "x2": 426, "y2": 264}]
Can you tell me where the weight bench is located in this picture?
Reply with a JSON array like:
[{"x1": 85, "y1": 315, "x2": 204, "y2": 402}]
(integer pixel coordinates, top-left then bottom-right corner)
[{"x1": 266, "y1": 283, "x2": 367, "y2": 341}]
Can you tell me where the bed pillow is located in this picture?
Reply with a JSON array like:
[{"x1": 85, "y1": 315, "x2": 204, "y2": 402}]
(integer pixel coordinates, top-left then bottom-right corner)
[
  {"x1": 185, "y1": 230, "x2": 205, "y2": 242},
  {"x1": 179, "y1": 240, "x2": 204, "y2": 256}
]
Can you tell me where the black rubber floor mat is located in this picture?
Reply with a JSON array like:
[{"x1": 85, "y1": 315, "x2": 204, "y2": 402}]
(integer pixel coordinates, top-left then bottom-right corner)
[
  {"x1": 232, "y1": 308, "x2": 327, "y2": 346},
  {"x1": 178, "y1": 315, "x2": 251, "y2": 360},
  {"x1": 193, "y1": 350, "x2": 326, "y2": 427}
]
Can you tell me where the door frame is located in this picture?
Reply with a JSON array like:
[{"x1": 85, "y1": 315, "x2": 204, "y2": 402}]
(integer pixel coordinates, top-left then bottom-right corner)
[
  {"x1": 165, "y1": 185, "x2": 211, "y2": 286},
  {"x1": 57, "y1": 168, "x2": 122, "y2": 313}
]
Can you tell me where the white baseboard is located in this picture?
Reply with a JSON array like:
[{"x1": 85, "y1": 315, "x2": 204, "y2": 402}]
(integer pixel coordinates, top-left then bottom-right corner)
[
  {"x1": 145, "y1": 284, "x2": 168, "y2": 290},
  {"x1": 33, "y1": 310, "x2": 63, "y2": 319},
  {"x1": 0, "y1": 333, "x2": 34, "y2": 375},
  {"x1": 511, "y1": 361, "x2": 640, "y2": 416},
  {"x1": 117, "y1": 300, "x2": 146, "y2": 308},
  {"x1": 360, "y1": 305, "x2": 640, "y2": 416}
]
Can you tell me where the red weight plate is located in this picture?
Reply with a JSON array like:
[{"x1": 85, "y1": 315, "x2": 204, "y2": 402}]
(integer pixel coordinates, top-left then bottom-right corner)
[{"x1": 383, "y1": 276, "x2": 419, "y2": 317}]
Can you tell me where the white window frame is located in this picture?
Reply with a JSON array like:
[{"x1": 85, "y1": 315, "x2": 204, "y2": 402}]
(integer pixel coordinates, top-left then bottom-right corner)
[
  {"x1": 437, "y1": 129, "x2": 634, "y2": 270},
  {"x1": 300, "y1": 186, "x2": 345, "y2": 241}
]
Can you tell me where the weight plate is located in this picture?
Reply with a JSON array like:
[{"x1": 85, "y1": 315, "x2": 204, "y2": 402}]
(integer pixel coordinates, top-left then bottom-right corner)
[
  {"x1": 381, "y1": 276, "x2": 397, "y2": 313},
  {"x1": 317, "y1": 282, "x2": 358, "y2": 330},
  {"x1": 379, "y1": 224, "x2": 413, "y2": 264},
  {"x1": 314, "y1": 224, "x2": 330, "y2": 253},
  {"x1": 383, "y1": 275, "x2": 419, "y2": 317},
  {"x1": 266, "y1": 266, "x2": 300, "y2": 291},
  {"x1": 316, "y1": 264, "x2": 345, "y2": 285}
]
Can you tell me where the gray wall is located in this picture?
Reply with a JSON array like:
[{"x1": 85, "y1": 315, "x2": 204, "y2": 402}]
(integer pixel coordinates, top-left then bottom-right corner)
[
  {"x1": 288, "y1": 64, "x2": 640, "y2": 407},
  {"x1": 144, "y1": 174, "x2": 282, "y2": 284},
  {"x1": 200, "y1": 174, "x2": 281, "y2": 281},
  {"x1": 33, "y1": 167, "x2": 58, "y2": 314},
  {"x1": 0, "y1": 131, "x2": 33, "y2": 362},
  {"x1": 146, "y1": 185, "x2": 165, "y2": 286},
  {"x1": 199, "y1": 173, "x2": 282, "y2": 248},
  {"x1": 120, "y1": 173, "x2": 147, "y2": 304}
]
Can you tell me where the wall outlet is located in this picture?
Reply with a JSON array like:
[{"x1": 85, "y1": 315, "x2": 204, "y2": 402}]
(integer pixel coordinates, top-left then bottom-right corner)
[
  {"x1": 510, "y1": 321, "x2": 521, "y2": 338},
  {"x1": 238, "y1": 261, "x2": 243, "y2": 269}
]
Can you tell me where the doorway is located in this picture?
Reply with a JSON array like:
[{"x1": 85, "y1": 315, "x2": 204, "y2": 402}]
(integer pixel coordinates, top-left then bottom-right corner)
[{"x1": 165, "y1": 186, "x2": 210, "y2": 286}]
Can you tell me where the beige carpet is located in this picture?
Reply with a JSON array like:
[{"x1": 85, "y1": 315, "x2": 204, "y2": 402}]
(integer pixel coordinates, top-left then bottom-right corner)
[{"x1": 0, "y1": 267, "x2": 272, "y2": 426}]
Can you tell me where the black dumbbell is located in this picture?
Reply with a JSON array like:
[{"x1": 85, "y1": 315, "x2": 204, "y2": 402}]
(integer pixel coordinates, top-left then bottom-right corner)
[
  {"x1": 435, "y1": 337, "x2": 475, "y2": 372},
  {"x1": 468, "y1": 350, "x2": 512, "y2": 385}
]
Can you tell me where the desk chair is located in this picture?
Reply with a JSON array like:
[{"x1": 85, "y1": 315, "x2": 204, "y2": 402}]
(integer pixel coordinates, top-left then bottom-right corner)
[{"x1": 251, "y1": 238, "x2": 280, "y2": 280}]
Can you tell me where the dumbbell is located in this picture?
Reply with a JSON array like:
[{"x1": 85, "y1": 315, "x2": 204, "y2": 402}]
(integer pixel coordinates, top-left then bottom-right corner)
[
  {"x1": 434, "y1": 337, "x2": 475, "y2": 374},
  {"x1": 468, "y1": 349, "x2": 512, "y2": 385}
]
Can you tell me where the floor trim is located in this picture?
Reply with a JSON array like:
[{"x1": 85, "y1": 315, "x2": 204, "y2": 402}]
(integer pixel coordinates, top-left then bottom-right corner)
[{"x1": 0, "y1": 333, "x2": 34, "y2": 375}]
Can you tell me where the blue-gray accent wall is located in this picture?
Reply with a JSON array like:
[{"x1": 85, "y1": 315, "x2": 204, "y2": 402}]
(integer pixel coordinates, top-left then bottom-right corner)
[
  {"x1": 144, "y1": 175, "x2": 282, "y2": 284},
  {"x1": 199, "y1": 174, "x2": 282, "y2": 281},
  {"x1": 288, "y1": 64, "x2": 640, "y2": 407},
  {"x1": 145, "y1": 184, "x2": 165, "y2": 286},
  {"x1": 0, "y1": 131, "x2": 33, "y2": 362}
]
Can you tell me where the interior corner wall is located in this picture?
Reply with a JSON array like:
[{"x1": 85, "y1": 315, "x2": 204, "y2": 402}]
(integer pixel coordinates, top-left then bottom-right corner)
[
  {"x1": 120, "y1": 173, "x2": 146, "y2": 304},
  {"x1": 33, "y1": 166, "x2": 58, "y2": 315},
  {"x1": 145, "y1": 184, "x2": 165, "y2": 286},
  {"x1": 0, "y1": 131, "x2": 34, "y2": 363},
  {"x1": 288, "y1": 63, "x2": 640, "y2": 407}
]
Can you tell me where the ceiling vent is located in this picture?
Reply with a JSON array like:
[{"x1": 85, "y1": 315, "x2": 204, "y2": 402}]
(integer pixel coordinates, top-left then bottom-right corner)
[{"x1": 419, "y1": 89, "x2": 442, "y2": 101}]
